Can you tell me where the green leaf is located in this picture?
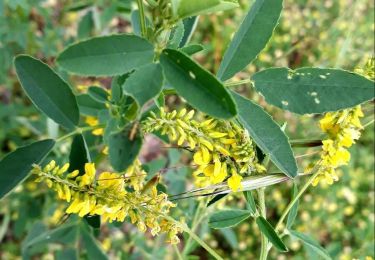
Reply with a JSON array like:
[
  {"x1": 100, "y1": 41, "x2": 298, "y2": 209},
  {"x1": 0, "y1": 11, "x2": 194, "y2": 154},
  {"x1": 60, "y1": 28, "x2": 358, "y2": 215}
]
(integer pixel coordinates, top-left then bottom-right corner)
[
  {"x1": 131, "y1": 10, "x2": 152, "y2": 37},
  {"x1": 207, "y1": 193, "x2": 228, "y2": 207},
  {"x1": 76, "y1": 94, "x2": 106, "y2": 116},
  {"x1": 81, "y1": 224, "x2": 108, "y2": 260},
  {"x1": 57, "y1": 34, "x2": 154, "y2": 76},
  {"x1": 109, "y1": 125, "x2": 143, "y2": 172},
  {"x1": 24, "y1": 222, "x2": 79, "y2": 249},
  {"x1": 179, "y1": 16, "x2": 199, "y2": 47},
  {"x1": 256, "y1": 216, "x2": 288, "y2": 252},
  {"x1": 160, "y1": 49, "x2": 237, "y2": 119},
  {"x1": 14, "y1": 55, "x2": 79, "y2": 130},
  {"x1": 286, "y1": 183, "x2": 299, "y2": 229},
  {"x1": 209, "y1": 209, "x2": 251, "y2": 229},
  {"x1": 252, "y1": 68, "x2": 375, "y2": 114},
  {"x1": 168, "y1": 21, "x2": 185, "y2": 48},
  {"x1": 123, "y1": 63, "x2": 164, "y2": 110},
  {"x1": 289, "y1": 231, "x2": 332, "y2": 260},
  {"x1": 77, "y1": 10, "x2": 93, "y2": 39},
  {"x1": 69, "y1": 134, "x2": 91, "y2": 175},
  {"x1": 219, "y1": 228, "x2": 238, "y2": 249},
  {"x1": 55, "y1": 248, "x2": 78, "y2": 260},
  {"x1": 180, "y1": 44, "x2": 204, "y2": 55},
  {"x1": 0, "y1": 139, "x2": 55, "y2": 199},
  {"x1": 244, "y1": 191, "x2": 257, "y2": 215},
  {"x1": 177, "y1": 0, "x2": 238, "y2": 19},
  {"x1": 232, "y1": 92, "x2": 297, "y2": 177},
  {"x1": 88, "y1": 86, "x2": 109, "y2": 103},
  {"x1": 217, "y1": 0, "x2": 283, "y2": 81}
]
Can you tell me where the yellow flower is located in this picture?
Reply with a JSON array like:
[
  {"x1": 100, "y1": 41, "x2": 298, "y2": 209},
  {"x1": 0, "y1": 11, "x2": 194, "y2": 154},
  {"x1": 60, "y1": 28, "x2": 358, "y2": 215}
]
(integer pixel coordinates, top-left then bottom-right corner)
[
  {"x1": 228, "y1": 170, "x2": 243, "y2": 192},
  {"x1": 85, "y1": 116, "x2": 104, "y2": 136},
  {"x1": 79, "y1": 163, "x2": 96, "y2": 186}
]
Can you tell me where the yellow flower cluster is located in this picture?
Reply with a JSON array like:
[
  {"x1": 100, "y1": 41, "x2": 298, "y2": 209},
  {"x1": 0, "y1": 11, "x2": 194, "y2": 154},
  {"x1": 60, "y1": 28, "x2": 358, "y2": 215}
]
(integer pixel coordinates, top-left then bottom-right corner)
[
  {"x1": 313, "y1": 106, "x2": 364, "y2": 186},
  {"x1": 32, "y1": 160, "x2": 182, "y2": 244},
  {"x1": 142, "y1": 108, "x2": 265, "y2": 191}
]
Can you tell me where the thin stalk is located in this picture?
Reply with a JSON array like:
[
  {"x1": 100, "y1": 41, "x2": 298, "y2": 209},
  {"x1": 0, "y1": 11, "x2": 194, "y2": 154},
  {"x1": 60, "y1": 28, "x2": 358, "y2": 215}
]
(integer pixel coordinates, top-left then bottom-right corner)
[
  {"x1": 137, "y1": 0, "x2": 147, "y2": 37},
  {"x1": 163, "y1": 216, "x2": 223, "y2": 260},
  {"x1": 182, "y1": 200, "x2": 205, "y2": 256},
  {"x1": 173, "y1": 244, "x2": 184, "y2": 260},
  {"x1": 258, "y1": 188, "x2": 269, "y2": 260},
  {"x1": 56, "y1": 125, "x2": 104, "y2": 143},
  {"x1": 275, "y1": 170, "x2": 320, "y2": 232}
]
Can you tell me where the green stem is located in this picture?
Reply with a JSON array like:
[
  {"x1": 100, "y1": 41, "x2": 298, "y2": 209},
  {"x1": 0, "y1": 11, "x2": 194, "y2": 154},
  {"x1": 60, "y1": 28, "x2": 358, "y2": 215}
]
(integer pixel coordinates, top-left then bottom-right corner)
[
  {"x1": 224, "y1": 79, "x2": 252, "y2": 87},
  {"x1": 164, "y1": 216, "x2": 223, "y2": 260},
  {"x1": 182, "y1": 200, "x2": 204, "y2": 256},
  {"x1": 56, "y1": 125, "x2": 104, "y2": 143},
  {"x1": 258, "y1": 188, "x2": 269, "y2": 260},
  {"x1": 173, "y1": 244, "x2": 184, "y2": 260},
  {"x1": 275, "y1": 170, "x2": 320, "y2": 232},
  {"x1": 137, "y1": 0, "x2": 147, "y2": 38}
]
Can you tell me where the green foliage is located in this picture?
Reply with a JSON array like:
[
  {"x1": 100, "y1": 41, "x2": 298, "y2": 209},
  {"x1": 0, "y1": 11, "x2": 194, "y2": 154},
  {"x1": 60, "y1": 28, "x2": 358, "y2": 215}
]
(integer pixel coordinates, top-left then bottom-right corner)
[
  {"x1": 57, "y1": 34, "x2": 154, "y2": 76},
  {"x1": 88, "y1": 86, "x2": 109, "y2": 104},
  {"x1": 69, "y1": 134, "x2": 91, "y2": 174},
  {"x1": 209, "y1": 209, "x2": 252, "y2": 229},
  {"x1": 252, "y1": 67, "x2": 375, "y2": 114},
  {"x1": 233, "y1": 92, "x2": 297, "y2": 177},
  {"x1": 14, "y1": 55, "x2": 79, "y2": 130},
  {"x1": 0, "y1": 139, "x2": 54, "y2": 199},
  {"x1": 160, "y1": 49, "x2": 237, "y2": 119},
  {"x1": 256, "y1": 216, "x2": 288, "y2": 252},
  {"x1": 286, "y1": 183, "x2": 299, "y2": 229},
  {"x1": 218, "y1": 0, "x2": 283, "y2": 81},
  {"x1": 108, "y1": 125, "x2": 143, "y2": 172},
  {"x1": 123, "y1": 63, "x2": 164, "y2": 111},
  {"x1": 176, "y1": 0, "x2": 239, "y2": 19},
  {"x1": 289, "y1": 230, "x2": 332, "y2": 260}
]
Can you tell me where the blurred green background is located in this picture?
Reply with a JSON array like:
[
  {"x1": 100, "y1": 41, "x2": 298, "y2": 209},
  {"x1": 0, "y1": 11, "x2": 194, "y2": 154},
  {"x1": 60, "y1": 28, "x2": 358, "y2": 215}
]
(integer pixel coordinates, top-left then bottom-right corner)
[{"x1": 0, "y1": 0, "x2": 374, "y2": 259}]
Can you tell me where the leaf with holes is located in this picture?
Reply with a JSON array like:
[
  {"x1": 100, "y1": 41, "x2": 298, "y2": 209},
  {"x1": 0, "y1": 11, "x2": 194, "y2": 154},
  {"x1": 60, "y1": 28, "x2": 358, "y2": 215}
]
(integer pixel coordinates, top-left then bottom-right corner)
[
  {"x1": 160, "y1": 49, "x2": 237, "y2": 119},
  {"x1": 252, "y1": 67, "x2": 375, "y2": 114}
]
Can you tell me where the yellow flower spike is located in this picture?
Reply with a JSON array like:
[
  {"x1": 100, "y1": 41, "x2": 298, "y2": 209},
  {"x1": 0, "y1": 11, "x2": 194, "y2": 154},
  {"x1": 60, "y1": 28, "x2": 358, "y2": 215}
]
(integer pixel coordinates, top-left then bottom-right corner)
[
  {"x1": 188, "y1": 136, "x2": 196, "y2": 149},
  {"x1": 177, "y1": 133, "x2": 186, "y2": 146},
  {"x1": 66, "y1": 194, "x2": 84, "y2": 214},
  {"x1": 63, "y1": 185, "x2": 71, "y2": 202},
  {"x1": 214, "y1": 144, "x2": 230, "y2": 156},
  {"x1": 184, "y1": 110, "x2": 195, "y2": 120},
  {"x1": 67, "y1": 170, "x2": 79, "y2": 179},
  {"x1": 213, "y1": 161, "x2": 221, "y2": 177},
  {"x1": 228, "y1": 168, "x2": 243, "y2": 191},
  {"x1": 43, "y1": 160, "x2": 56, "y2": 172},
  {"x1": 80, "y1": 163, "x2": 96, "y2": 186},
  {"x1": 199, "y1": 118, "x2": 214, "y2": 127},
  {"x1": 220, "y1": 138, "x2": 236, "y2": 145},
  {"x1": 55, "y1": 183, "x2": 64, "y2": 199},
  {"x1": 201, "y1": 146, "x2": 211, "y2": 164},
  {"x1": 177, "y1": 108, "x2": 187, "y2": 117},
  {"x1": 212, "y1": 162, "x2": 227, "y2": 184},
  {"x1": 57, "y1": 163, "x2": 70, "y2": 175},
  {"x1": 169, "y1": 126, "x2": 177, "y2": 141},
  {"x1": 52, "y1": 166, "x2": 60, "y2": 175},
  {"x1": 203, "y1": 164, "x2": 215, "y2": 177},
  {"x1": 176, "y1": 119, "x2": 190, "y2": 129},
  {"x1": 199, "y1": 138, "x2": 214, "y2": 151},
  {"x1": 208, "y1": 132, "x2": 228, "y2": 138}
]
